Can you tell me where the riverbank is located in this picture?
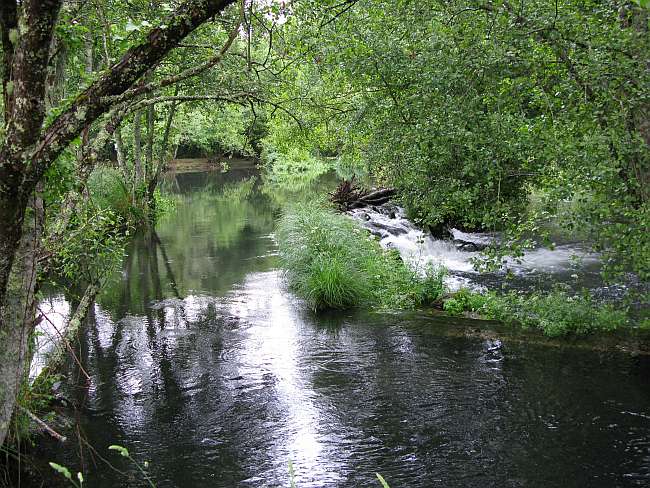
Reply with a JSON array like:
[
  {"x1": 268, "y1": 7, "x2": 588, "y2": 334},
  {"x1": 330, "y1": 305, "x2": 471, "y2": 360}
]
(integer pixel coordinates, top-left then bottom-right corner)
[
  {"x1": 277, "y1": 201, "x2": 646, "y2": 338},
  {"x1": 166, "y1": 157, "x2": 259, "y2": 174}
]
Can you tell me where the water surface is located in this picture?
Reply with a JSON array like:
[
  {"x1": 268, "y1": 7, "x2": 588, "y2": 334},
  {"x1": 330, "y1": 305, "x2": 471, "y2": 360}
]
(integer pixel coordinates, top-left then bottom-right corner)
[{"x1": 40, "y1": 163, "x2": 650, "y2": 487}]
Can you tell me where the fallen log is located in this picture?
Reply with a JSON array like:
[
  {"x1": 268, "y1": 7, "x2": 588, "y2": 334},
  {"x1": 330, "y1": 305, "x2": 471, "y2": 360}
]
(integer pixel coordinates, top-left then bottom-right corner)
[
  {"x1": 359, "y1": 196, "x2": 392, "y2": 206},
  {"x1": 358, "y1": 188, "x2": 396, "y2": 202},
  {"x1": 330, "y1": 179, "x2": 395, "y2": 210}
]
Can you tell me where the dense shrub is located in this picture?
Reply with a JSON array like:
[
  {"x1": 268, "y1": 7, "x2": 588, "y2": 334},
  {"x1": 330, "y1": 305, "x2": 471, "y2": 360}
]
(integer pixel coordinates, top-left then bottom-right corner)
[
  {"x1": 87, "y1": 166, "x2": 138, "y2": 222},
  {"x1": 277, "y1": 204, "x2": 445, "y2": 311},
  {"x1": 443, "y1": 288, "x2": 628, "y2": 337}
]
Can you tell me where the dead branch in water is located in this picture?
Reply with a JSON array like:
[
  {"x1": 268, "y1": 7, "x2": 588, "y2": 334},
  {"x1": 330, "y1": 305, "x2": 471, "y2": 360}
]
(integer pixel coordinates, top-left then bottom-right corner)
[{"x1": 330, "y1": 179, "x2": 395, "y2": 210}]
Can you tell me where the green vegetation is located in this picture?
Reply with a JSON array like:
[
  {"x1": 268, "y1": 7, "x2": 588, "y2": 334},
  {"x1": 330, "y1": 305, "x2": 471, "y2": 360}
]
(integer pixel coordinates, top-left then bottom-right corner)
[
  {"x1": 277, "y1": 204, "x2": 446, "y2": 311},
  {"x1": 0, "y1": 0, "x2": 648, "y2": 482},
  {"x1": 264, "y1": 0, "x2": 650, "y2": 280},
  {"x1": 50, "y1": 444, "x2": 154, "y2": 488},
  {"x1": 277, "y1": 203, "x2": 629, "y2": 337},
  {"x1": 443, "y1": 288, "x2": 628, "y2": 338}
]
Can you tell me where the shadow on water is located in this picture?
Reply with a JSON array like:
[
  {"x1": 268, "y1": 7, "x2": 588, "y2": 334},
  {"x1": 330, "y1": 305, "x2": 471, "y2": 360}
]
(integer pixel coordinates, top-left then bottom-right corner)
[{"x1": 35, "y1": 161, "x2": 650, "y2": 488}]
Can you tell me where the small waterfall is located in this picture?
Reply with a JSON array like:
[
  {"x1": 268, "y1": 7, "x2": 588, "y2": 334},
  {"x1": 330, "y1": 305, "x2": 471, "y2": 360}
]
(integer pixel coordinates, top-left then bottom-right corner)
[{"x1": 348, "y1": 205, "x2": 603, "y2": 291}]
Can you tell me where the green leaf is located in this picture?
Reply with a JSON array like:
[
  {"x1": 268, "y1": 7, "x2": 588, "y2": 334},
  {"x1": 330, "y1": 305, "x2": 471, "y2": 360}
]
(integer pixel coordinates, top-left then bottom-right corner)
[
  {"x1": 49, "y1": 462, "x2": 72, "y2": 480},
  {"x1": 108, "y1": 444, "x2": 130, "y2": 457},
  {"x1": 376, "y1": 473, "x2": 391, "y2": 488}
]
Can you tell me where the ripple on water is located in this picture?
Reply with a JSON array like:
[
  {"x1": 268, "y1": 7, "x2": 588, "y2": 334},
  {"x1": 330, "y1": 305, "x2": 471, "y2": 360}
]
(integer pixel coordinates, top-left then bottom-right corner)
[{"x1": 38, "y1": 171, "x2": 650, "y2": 488}]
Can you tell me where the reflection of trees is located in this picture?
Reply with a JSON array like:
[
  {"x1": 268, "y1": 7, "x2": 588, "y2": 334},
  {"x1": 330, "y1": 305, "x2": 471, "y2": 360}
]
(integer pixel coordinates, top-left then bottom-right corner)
[
  {"x1": 153, "y1": 177, "x2": 278, "y2": 297},
  {"x1": 60, "y1": 167, "x2": 338, "y2": 484}
]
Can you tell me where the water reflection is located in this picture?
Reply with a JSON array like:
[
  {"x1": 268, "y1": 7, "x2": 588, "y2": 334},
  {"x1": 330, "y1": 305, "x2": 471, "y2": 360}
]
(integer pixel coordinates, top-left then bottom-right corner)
[{"x1": 39, "y1": 163, "x2": 650, "y2": 488}]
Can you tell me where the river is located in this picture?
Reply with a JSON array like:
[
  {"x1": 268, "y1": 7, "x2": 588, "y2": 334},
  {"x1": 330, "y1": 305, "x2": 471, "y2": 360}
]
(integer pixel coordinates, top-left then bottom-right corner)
[{"x1": 36, "y1": 161, "x2": 650, "y2": 487}]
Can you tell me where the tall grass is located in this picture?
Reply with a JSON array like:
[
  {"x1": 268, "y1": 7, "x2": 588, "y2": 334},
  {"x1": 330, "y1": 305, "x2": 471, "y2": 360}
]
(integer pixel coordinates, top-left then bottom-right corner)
[{"x1": 277, "y1": 204, "x2": 446, "y2": 311}]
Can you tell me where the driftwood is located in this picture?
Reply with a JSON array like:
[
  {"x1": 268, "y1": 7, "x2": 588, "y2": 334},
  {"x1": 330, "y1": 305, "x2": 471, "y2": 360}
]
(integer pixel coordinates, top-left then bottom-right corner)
[
  {"x1": 20, "y1": 406, "x2": 67, "y2": 442},
  {"x1": 330, "y1": 179, "x2": 395, "y2": 210}
]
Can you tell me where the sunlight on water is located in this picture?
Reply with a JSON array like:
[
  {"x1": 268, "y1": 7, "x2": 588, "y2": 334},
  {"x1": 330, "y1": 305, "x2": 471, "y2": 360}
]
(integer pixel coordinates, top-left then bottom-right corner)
[
  {"x1": 35, "y1": 166, "x2": 650, "y2": 488},
  {"x1": 31, "y1": 295, "x2": 70, "y2": 380}
]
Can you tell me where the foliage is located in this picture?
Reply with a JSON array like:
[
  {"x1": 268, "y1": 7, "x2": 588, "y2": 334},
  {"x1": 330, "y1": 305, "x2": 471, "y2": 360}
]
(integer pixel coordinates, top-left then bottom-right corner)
[
  {"x1": 175, "y1": 104, "x2": 257, "y2": 157},
  {"x1": 376, "y1": 473, "x2": 391, "y2": 488},
  {"x1": 9, "y1": 372, "x2": 61, "y2": 445},
  {"x1": 443, "y1": 288, "x2": 492, "y2": 316},
  {"x1": 151, "y1": 188, "x2": 177, "y2": 220},
  {"x1": 506, "y1": 290, "x2": 628, "y2": 337},
  {"x1": 262, "y1": 147, "x2": 333, "y2": 186},
  {"x1": 87, "y1": 166, "x2": 139, "y2": 222},
  {"x1": 267, "y1": 0, "x2": 650, "y2": 280},
  {"x1": 45, "y1": 205, "x2": 128, "y2": 286},
  {"x1": 49, "y1": 462, "x2": 84, "y2": 488},
  {"x1": 108, "y1": 445, "x2": 155, "y2": 488},
  {"x1": 277, "y1": 204, "x2": 446, "y2": 311},
  {"x1": 443, "y1": 288, "x2": 628, "y2": 337},
  {"x1": 49, "y1": 444, "x2": 153, "y2": 488}
]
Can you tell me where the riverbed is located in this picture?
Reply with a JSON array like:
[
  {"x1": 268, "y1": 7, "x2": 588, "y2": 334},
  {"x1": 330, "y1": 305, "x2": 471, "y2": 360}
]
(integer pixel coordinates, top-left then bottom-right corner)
[{"x1": 36, "y1": 162, "x2": 650, "y2": 487}]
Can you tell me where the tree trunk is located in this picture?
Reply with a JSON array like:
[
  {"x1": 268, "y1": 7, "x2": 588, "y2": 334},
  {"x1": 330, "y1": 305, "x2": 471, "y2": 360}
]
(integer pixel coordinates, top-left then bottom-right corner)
[
  {"x1": 145, "y1": 98, "x2": 155, "y2": 185},
  {"x1": 148, "y1": 96, "x2": 179, "y2": 201},
  {"x1": 133, "y1": 110, "x2": 144, "y2": 191},
  {"x1": 115, "y1": 124, "x2": 130, "y2": 184},
  {"x1": 0, "y1": 193, "x2": 44, "y2": 447}
]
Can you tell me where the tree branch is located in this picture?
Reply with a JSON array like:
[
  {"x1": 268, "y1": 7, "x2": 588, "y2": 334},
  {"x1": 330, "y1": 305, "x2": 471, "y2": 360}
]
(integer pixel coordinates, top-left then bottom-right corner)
[
  {"x1": 25, "y1": 0, "x2": 237, "y2": 193},
  {"x1": 105, "y1": 1, "x2": 244, "y2": 106}
]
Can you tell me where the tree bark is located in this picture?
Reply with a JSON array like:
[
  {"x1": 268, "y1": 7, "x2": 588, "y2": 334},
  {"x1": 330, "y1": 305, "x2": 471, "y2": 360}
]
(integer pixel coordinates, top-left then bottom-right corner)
[
  {"x1": 115, "y1": 124, "x2": 129, "y2": 183},
  {"x1": 0, "y1": 1, "x2": 18, "y2": 118},
  {"x1": 0, "y1": 194, "x2": 44, "y2": 447},
  {"x1": 134, "y1": 109, "x2": 144, "y2": 190},
  {"x1": 146, "y1": 103, "x2": 155, "y2": 184}
]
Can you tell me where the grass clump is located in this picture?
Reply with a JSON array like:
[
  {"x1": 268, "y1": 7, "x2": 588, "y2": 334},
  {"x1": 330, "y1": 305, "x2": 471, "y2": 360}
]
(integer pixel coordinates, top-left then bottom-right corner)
[
  {"x1": 442, "y1": 287, "x2": 628, "y2": 337},
  {"x1": 277, "y1": 204, "x2": 446, "y2": 311},
  {"x1": 87, "y1": 166, "x2": 138, "y2": 222}
]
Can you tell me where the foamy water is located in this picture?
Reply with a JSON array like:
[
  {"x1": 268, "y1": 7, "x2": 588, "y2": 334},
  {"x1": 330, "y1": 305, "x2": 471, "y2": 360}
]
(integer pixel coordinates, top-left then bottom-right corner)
[{"x1": 348, "y1": 206, "x2": 601, "y2": 291}]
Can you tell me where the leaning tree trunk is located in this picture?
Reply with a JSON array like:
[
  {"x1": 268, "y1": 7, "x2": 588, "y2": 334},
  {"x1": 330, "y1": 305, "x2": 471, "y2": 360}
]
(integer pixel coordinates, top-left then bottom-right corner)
[{"x1": 0, "y1": 195, "x2": 44, "y2": 447}]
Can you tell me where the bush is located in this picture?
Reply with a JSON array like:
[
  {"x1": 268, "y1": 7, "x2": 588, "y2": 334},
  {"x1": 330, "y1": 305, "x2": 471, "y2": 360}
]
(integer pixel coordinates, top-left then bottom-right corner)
[
  {"x1": 443, "y1": 288, "x2": 490, "y2": 316},
  {"x1": 277, "y1": 204, "x2": 446, "y2": 311},
  {"x1": 512, "y1": 290, "x2": 627, "y2": 337},
  {"x1": 442, "y1": 288, "x2": 628, "y2": 337}
]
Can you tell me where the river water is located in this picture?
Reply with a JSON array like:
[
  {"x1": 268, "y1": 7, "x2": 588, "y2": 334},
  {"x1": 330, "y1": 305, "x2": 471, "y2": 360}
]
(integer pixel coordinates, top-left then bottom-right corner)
[{"x1": 37, "y1": 162, "x2": 650, "y2": 487}]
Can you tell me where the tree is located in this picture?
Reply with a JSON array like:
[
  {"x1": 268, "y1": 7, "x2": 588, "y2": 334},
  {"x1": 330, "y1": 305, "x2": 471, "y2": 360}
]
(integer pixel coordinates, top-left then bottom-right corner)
[
  {"x1": 264, "y1": 0, "x2": 649, "y2": 277},
  {"x1": 0, "y1": 0, "x2": 236, "y2": 447}
]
